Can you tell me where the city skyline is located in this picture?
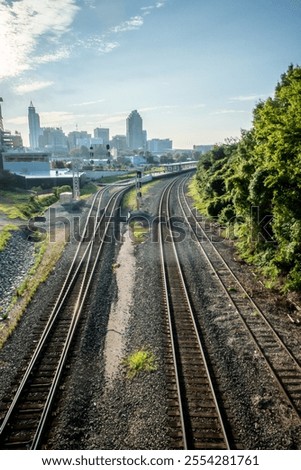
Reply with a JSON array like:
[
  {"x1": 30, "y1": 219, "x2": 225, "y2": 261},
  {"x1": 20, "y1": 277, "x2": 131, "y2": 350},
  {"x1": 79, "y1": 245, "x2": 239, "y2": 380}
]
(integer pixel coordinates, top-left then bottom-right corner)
[{"x1": 0, "y1": 0, "x2": 300, "y2": 148}]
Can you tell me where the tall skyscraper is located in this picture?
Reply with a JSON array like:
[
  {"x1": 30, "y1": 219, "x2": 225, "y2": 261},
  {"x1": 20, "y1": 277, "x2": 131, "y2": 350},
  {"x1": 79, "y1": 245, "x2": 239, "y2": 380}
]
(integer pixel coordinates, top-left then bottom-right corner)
[
  {"x1": 126, "y1": 110, "x2": 144, "y2": 150},
  {"x1": 28, "y1": 101, "x2": 41, "y2": 149}
]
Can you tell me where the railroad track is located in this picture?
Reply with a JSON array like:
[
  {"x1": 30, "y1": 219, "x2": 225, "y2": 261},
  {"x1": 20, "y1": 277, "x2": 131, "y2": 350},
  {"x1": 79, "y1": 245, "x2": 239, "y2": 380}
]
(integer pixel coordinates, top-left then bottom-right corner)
[
  {"x1": 0, "y1": 186, "x2": 127, "y2": 449},
  {"x1": 177, "y1": 177, "x2": 301, "y2": 420},
  {"x1": 159, "y1": 177, "x2": 230, "y2": 450}
]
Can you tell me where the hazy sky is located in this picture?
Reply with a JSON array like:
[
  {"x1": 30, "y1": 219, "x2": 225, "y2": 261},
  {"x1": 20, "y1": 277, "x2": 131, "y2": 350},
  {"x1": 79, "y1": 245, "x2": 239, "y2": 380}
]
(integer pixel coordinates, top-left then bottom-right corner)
[{"x1": 0, "y1": 0, "x2": 300, "y2": 148}]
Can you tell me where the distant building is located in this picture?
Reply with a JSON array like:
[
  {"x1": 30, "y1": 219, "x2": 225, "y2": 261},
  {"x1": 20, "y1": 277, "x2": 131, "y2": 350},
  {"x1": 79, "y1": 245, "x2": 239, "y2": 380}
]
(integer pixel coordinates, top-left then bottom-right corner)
[
  {"x1": 193, "y1": 145, "x2": 213, "y2": 154},
  {"x1": 39, "y1": 127, "x2": 68, "y2": 153},
  {"x1": 67, "y1": 131, "x2": 91, "y2": 150},
  {"x1": 147, "y1": 138, "x2": 172, "y2": 153},
  {"x1": 1, "y1": 99, "x2": 23, "y2": 150},
  {"x1": 142, "y1": 130, "x2": 147, "y2": 149},
  {"x1": 0, "y1": 130, "x2": 14, "y2": 150},
  {"x1": 111, "y1": 134, "x2": 127, "y2": 152},
  {"x1": 11, "y1": 131, "x2": 23, "y2": 149},
  {"x1": 125, "y1": 155, "x2": 146, "y2": 166},
  {"x1": 94, "y1": 127, "x2": 110, "y2": 147},
  {"x1": 126, "y1": 110, "x2": 144, "y2": 150},
  {"x1": 28, "y1": 101, "x2": 42, "y2": 149},
  {"x1": 1, "y1": 150, "x2": 86, "y2": 189}
]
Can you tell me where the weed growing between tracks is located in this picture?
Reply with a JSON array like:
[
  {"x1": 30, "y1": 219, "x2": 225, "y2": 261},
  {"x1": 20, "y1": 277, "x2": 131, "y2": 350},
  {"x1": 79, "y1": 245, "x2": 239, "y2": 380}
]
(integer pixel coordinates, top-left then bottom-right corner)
[
  {"x1": 122, "y1": 181, "x2": 160, "y2": 211},
  {"x1": 123, "y1": 349, "x2": 158, "y2": 379},
  {"x1": 129, "y1": 221, "x2": 149, "y2": 244}
]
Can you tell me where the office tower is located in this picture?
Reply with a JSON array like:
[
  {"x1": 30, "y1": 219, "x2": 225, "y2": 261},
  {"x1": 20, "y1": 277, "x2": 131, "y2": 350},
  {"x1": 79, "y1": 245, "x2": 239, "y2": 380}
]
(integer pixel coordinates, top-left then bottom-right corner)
[
  {"x1": 126, "y1": 110, "x2": 144, "y2": 150},
  {"x1": 94, "y1": 127, "x2": 110, "y2": 147},
  {"x1": 28, "y1": 101, "x2": 42, "y2": 149}
]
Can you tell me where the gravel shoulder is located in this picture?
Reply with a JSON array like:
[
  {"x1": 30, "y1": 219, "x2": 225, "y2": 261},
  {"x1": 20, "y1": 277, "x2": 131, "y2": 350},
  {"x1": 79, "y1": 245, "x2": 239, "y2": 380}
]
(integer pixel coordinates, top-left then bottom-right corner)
[{"x1": 1, "y1": 176, "x2": 301, "y2": 450}]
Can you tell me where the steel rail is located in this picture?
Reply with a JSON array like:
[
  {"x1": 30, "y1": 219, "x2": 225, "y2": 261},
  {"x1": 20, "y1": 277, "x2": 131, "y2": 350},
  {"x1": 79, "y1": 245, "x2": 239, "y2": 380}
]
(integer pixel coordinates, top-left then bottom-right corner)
[
  {"x1": 31, "y1": 186, "x2": 128, "y2": 449},
  {"x1": 158, "y1": 177, "x2": 188, "y2": 449},
  {"x1": 159, "y1": 176, "x2": 230, "y2": 449},
  {"x1": 179, "y1": 178, "x2": 301, "y2": 369},
  {"x1": 178, "y1": 177, "x2": 301, "y2": 419},
  {"x1": 0, "y1": 189, "x2": 106, "y2": 440},
  {"x1": 0, "y1": 186, "x2": 127, "y2": 448}
]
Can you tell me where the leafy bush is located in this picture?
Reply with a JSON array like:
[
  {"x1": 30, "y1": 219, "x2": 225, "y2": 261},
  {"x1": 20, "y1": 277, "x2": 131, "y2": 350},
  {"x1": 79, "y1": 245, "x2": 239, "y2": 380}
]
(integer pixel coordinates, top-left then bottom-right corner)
[{"x1": 192, "y1": 64, "x2": 301, "y2": 292}]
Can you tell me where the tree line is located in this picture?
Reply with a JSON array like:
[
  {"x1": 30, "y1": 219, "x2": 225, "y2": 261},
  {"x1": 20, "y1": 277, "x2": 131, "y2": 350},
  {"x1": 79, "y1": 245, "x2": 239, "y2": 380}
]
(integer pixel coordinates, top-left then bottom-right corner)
[{"x1": 192, "y1": 64, "x2": 301, "y2": 291}]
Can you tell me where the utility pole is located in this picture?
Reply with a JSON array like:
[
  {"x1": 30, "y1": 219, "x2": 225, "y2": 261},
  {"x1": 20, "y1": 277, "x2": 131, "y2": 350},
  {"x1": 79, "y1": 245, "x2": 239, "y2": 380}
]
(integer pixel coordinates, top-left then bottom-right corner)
[
  {"x1": 136, "y1": 170, "x2": 142, "y2": 210},
  {"x1": 72, "y1": 158, "x2": 80, "y2": 200}
]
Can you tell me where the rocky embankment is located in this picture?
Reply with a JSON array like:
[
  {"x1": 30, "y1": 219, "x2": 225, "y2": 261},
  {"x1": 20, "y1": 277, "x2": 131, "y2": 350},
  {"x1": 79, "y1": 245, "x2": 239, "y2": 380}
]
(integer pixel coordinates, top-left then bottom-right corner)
[{"x1": 0, "y1": 230, "x2": 35, "y2": 318}]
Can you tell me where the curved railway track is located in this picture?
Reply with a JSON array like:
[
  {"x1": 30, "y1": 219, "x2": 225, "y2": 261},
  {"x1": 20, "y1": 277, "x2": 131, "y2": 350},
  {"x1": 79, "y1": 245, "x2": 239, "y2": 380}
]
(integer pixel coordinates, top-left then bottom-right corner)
[
  {"x1": 177, "y1": 176, "x2": 301, "y2": 421},
  {"x1": 159, "y1": 177, "x2": 230, "y2": 450},
  {"x1": 0, "y1": 186, "x2": 128, "y2": 449}
]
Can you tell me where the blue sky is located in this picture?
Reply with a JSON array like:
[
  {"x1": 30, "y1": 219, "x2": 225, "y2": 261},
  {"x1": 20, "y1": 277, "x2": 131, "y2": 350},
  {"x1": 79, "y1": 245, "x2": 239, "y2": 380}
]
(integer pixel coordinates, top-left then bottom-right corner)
[{"x1": 0, "y1": 0, "x2": 300, "y2": 148}]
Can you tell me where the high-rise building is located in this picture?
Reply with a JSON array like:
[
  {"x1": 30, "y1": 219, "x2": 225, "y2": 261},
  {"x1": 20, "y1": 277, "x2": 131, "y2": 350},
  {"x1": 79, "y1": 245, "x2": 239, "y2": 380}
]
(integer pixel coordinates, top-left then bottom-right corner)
[
  {"x1": 28, "y1": 101, "x2": 42, "y2": 149},
  {"x1": 0, "y1": 98, "x2": 17, "y2": 150},
  {"x1": 126, "y1": 110, "x2": 144, "y2": 150},
  {"x1": 94, "y1": 127, "x2": 110, "y2": 147}
]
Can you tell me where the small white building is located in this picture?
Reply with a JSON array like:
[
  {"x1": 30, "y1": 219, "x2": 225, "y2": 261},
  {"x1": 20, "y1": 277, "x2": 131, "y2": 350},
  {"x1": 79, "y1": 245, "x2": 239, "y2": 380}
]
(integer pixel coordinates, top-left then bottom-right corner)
[
  {"x1": 2, "y1": 151, "x2": 51, "y2": 174},
  {"x1": 125, "y1": 155, "x2": 147, "y2": 166}
]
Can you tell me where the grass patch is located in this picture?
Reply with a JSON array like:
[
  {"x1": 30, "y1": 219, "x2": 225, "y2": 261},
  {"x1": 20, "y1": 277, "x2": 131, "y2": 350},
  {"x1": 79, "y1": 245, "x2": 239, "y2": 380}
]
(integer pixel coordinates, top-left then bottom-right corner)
[
  {"x1": 123, "y1": 349, "x2": 157, "y2": 378},
  {"x1": 122, "y1": 180, "x2": 159, "y2": 211},
  {"x1": 0, "y1": 187, "x2": 71, "y2": 221},
  {"x1": 98, "y1": 172, "x2": 136, "y2": 184},
  {"x1": 0, "y1": 235, "x2": 66, "y2": 349},
  {"x1": 79, "y1": 182, "x2": 99, "y2": 199},
  {"x1": 0, "y1": 224, "x2": 18, "y2": 251},
  {"x1": 129, "y1": 221, "x2": 149, "y2": 243}
]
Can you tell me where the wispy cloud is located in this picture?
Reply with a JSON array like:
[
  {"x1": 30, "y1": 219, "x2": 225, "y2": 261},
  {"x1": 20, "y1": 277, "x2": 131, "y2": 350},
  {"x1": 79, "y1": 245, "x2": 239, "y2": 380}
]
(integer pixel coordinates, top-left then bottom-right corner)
[
  {"x1": 6, "y1": 115, "x2": 28, "y2": 126},
  {"x1": 77, "y1": 36, "x2": 119, "y2": 54},
  {"x1": 141, "y1": 1, "x2": 166, "y2": 15},
  {"x1": 76, "y1": 3, "x2": 166, "y2": 55},
  {"x1": 14, "y1": 80, "x2": 54, "y2": 94},
  {"x1": 140, "y1": 105, "x2": 178, "y2": 113},
  {"x1": 34, "y1": 47, "x2": 72, "y2": 64},
  {"x1": 72, "y1": 99, "x2": 105, "y2": 107},
  {"x1": 83, "y1": 0, "x2": 96, "y2": 9},
  {"x1": 1, "y1": 0, "x2": 168, "y2": 82},
  {"x1": 0, "y1": 0, "x2": 79, "y2": 81},
  {"x1": 189, "y1": 103, "x2": 206, "y2": 109},
  {"x1": 211, "y1": 109, "x2": 248, "y2": 115},
  {"x1": 229, "y1": 94, "x2": 267, "y2": 102},
  {"x1": 6, "y1": 109, "x2": 103, "y2": 128},
  {"x1": 110, "y1": 16, "x2": 144, "y2": 33}
]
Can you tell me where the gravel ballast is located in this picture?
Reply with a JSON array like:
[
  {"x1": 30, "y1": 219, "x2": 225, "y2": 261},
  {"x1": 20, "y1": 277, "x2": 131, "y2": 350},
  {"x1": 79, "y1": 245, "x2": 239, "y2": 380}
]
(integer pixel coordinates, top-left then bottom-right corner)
[{"x1": 0, "y1": 176, "x2": 301, "y2": 450}]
